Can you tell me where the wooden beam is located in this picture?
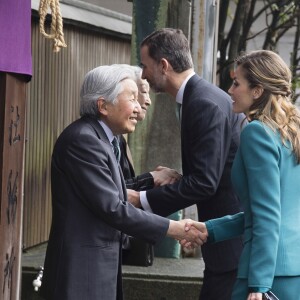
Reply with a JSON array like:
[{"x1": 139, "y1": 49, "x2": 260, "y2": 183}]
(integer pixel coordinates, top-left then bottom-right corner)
[{"x1": 0, "y1": 72, "x2": 27, "y2": 300}]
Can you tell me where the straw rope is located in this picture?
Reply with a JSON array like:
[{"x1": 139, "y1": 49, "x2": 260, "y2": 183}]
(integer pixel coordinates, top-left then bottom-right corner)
[{"x1": 39, "y1": 0, "x2": 67, "y2": 52}]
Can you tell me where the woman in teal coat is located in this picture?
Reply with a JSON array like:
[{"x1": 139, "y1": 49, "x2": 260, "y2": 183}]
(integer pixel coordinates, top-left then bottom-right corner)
[{"x1": 186, "y1": 50, "x2": 300, "y2": 299}]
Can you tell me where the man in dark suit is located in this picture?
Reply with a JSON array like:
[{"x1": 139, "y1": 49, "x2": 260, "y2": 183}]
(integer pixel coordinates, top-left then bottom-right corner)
[
  {"x1": 127, "y1": 28, "x2": 245, "y2": 300},
  {"x1": 40, "y1": 64, "x2": 204, "y2": 300}
]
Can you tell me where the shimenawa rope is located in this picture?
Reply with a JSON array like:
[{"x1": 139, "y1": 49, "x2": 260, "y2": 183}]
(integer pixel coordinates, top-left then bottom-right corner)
[{"x1": 39, "y1": 0, "x2": 67, "y2": 52}]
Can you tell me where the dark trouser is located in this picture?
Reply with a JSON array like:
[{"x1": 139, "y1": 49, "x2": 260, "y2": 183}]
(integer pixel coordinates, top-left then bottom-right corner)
[{"x1": 199, "y1": 268, "x2": 237, "y2": 300}]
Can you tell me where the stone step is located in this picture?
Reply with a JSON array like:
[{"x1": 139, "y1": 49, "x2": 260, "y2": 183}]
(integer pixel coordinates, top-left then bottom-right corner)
[
  {"x1": 123, "y1": 257, "x2": 204, "y2": 299},
  {"x1": 22, "y1": 243, "x2": 204, "y2": 300}
]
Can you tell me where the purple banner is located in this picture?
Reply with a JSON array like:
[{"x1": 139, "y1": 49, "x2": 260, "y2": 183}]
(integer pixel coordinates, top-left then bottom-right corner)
[{"x1": 0, "y1": 0, "x2": 32, "y2": 78}]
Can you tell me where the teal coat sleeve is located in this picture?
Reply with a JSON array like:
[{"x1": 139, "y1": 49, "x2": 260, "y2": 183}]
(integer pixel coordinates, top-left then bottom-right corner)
[{"x1": 205, "y1": 212, "x2": 244, "y2": 243}]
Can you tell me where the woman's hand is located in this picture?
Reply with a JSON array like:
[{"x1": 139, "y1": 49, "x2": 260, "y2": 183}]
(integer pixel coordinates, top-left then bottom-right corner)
[
  {"x1": 179, "y1": 220, "x2": 208, "y2": 248},
  {"x1": 247, "y1": 292, "x2": 263, "y2": 300}
]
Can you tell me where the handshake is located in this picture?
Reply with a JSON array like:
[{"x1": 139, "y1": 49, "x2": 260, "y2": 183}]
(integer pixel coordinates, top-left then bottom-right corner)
[
  {"x1": 167, "y1": 219, "x2": 208, "y2": 249},
  {"x1": 126, "y1": 189, "x2": 208, "y2": 248}
]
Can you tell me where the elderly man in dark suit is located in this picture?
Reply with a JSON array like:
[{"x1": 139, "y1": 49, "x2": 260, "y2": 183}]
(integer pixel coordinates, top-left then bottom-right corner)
[
  {"x1": 40, "y1": 64, "x2": 204, "y2": 300},
  {"x1": 127, "y1": 28, "x2": 245, "y2": 300}
]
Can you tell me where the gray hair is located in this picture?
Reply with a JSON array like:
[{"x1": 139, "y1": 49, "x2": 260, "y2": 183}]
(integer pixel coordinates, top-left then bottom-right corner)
[
  {"x1": 111, "y1": 64, "x2": 142, "y2": 83},
  {"x1": 80, "y1": 65, "x2": 136, "y2": 117},
  {"x1": 130, "y1": 65, "x2": 143, "y2": 82}
]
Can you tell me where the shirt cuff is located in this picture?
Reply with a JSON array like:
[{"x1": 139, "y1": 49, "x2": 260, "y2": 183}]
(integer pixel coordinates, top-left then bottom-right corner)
[{"x1": 140, "y1": 191, "x2": 153, "y2": 213}]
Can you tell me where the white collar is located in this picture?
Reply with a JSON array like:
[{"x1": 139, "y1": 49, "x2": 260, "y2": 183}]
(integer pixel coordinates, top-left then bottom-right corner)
[{"x1": 98, "y1": 120, "x2": 115, "y2": 143}]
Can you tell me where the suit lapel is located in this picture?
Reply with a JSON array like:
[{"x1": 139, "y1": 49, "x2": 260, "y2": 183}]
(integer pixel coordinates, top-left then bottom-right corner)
[
  {"x1": 82, "y1": 116, "x2": 128, "y2": 202},
  {"x1": 82, "y1": 116, "x2": 110, "y2": 144}
]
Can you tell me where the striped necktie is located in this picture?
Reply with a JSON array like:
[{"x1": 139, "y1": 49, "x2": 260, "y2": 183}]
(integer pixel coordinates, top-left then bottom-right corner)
[
  {"x1": 112, "y1": 137, "x2": 121, "y2": 163},
  {"x1": 176, "y1": 103, "x2": 182, "y2": 122}
]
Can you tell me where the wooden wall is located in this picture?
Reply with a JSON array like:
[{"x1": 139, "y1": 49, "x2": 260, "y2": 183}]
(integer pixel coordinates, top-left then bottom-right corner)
[{"x1": 23, "y1": 17, "x2": 131, "y2": 248}]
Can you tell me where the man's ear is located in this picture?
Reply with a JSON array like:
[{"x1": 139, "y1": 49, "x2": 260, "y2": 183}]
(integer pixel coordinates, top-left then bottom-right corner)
[
  {"x1": 97, "y1": 98, "x2": 108, "y2": 115},
  {"x1": 161, "y1": 58, "x2": 170, "y2": 74}
]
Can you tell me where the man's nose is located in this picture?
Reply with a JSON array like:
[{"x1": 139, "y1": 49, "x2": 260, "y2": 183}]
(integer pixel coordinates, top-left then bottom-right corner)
[
  {"x1": 134, "y1": 99, "x2": 141, "y2": 111},
  {"x1": 145, "y1": 95, "x2": 151, "y2": 106},
  {"x1": 141, "y1": 69, "x2": 146, "y2": 80}
]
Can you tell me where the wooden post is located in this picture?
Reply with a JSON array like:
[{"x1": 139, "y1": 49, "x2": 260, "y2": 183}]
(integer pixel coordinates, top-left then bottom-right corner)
[
  {"x1": 191, "y1": 0, "x2": 219, "y2": 83},
  {"x1": 0, "y1": 72, "x2": 27, "y2": 300}
]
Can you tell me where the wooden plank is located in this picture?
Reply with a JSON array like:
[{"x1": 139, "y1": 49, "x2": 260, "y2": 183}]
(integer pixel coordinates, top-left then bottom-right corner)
[
  {"x1": 0, "y1": 72, "x2": 27, "y2": 300},
  {"x1": 22, "y1": 20, "x2": 131, "y2": 248}
]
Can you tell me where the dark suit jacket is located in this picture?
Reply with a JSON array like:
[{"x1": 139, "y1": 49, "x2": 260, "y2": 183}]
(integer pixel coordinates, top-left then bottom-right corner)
[
  {"x1": 40, "y1": 116, "x2": 169, "y2": 300},
  {"x1": 146, "y1": 74, "x2": 244, "y2": 273},
  {"x1": 119, "y1": 135, "x2": 154, "y2": 191}
]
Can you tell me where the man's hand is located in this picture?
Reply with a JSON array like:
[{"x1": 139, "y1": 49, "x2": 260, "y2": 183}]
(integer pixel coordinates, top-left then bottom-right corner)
[
  {"x1": 150, "y1": 165, "x2": 182, "y2": 186},
  {"x1": 180, "y1": 220, "x2": 208, "y2": 248},
  {"x1": 167, "y1": 219, "x2": 208, "y2": 249},
  {"x1": 126, "y1": 189, "x2": 141, "y2": 208}
]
